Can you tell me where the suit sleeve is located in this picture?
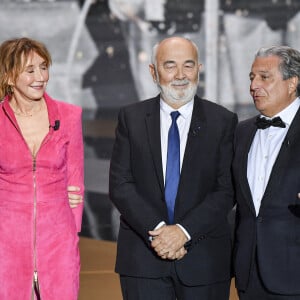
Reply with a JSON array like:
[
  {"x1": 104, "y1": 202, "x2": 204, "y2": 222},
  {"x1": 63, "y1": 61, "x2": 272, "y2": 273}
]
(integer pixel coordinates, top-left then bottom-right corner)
[
  {"x1": 180, "y1": 113, "x2": 238, "y2": 245},
  {"x1": 109, "y1": 108, "x2": 165, "y2": 242},
  {"x1": 67, "y1": 107, "x2": 85, "y2": 232}
]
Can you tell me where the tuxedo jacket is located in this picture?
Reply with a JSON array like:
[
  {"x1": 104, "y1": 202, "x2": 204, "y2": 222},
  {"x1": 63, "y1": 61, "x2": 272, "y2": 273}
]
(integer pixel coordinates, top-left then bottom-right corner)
[
  {"x1": 233, "y1": 107, "x2": 300, "y2": 294},
  {"x1": 109, "y1": 95, "x2": 237, "y2": 286}
]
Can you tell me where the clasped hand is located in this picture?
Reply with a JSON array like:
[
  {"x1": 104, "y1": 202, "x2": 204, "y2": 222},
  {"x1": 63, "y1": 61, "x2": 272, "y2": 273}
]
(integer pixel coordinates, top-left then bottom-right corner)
[{"x1": 148, "y1": 225, "x2": 188, "y2": 260}]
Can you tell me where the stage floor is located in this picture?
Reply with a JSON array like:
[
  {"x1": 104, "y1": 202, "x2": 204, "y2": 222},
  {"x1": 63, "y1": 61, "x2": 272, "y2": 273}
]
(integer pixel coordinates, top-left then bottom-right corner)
[{"x1": 79, "y1": 237, "x2": 239, "y2": 299}]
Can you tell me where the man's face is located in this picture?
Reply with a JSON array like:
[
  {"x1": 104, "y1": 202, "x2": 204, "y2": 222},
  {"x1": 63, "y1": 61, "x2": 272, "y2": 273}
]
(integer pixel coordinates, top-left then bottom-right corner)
[
  {"x1": 249, "y1": 55, "x2": 297, "y2": 117},
  {"x1": 150, "y1": 38, "x2": 201, "y2": 108}
]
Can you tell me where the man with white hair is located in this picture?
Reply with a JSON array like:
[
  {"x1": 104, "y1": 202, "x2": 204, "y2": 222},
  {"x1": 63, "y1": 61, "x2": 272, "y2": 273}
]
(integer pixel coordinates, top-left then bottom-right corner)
[{"x1": 109, "y1": 36, "x2": 237, "y2": 300}]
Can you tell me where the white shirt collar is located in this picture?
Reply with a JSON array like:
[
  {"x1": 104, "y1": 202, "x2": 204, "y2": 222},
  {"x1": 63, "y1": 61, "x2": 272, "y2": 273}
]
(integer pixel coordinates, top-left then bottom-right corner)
[
  {"x1": 160, "y1": 98, "x2": 194, "y2": 120},
  {"x1": 261, "y1": 97, "x2": 300, "y2": 127}
]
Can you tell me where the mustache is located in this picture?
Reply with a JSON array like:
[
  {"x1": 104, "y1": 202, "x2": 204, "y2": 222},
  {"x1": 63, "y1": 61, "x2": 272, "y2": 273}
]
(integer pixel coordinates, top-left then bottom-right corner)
[{"x1": 171, "y1": 79, "x2": 190, "y2": 86}]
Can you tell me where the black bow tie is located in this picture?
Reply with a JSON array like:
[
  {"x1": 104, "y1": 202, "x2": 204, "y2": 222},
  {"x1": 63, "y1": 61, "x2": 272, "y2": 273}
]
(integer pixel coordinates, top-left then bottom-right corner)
[{"x1": 255, "y1": 116, "x2": 286, "y2": 129}]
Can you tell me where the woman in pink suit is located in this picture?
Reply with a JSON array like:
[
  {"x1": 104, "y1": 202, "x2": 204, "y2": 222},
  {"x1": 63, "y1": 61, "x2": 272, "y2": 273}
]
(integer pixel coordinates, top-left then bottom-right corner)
[{"x1": 0, "y1": 37, "x2": 84, "y2": 299}]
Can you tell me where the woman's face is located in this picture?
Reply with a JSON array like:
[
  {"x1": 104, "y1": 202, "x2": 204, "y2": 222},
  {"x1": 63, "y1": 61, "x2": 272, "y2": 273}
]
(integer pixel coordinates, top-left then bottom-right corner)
[{"x1": 10, "y1": 51, "x2": 49, "y2": 102}]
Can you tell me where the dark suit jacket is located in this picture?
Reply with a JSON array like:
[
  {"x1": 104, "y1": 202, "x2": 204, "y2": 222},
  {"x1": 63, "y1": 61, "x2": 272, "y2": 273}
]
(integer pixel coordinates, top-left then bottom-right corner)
[
  {"x1": 233, "y1": 107, "x2": 300, "y2": 294},
  {"x1": 109, "y1": 95, "x2": 237, "y2": 286}
]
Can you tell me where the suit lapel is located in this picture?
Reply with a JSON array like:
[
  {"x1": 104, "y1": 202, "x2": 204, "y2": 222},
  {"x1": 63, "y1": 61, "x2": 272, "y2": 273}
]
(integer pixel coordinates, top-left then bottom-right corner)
[
  {"x1": 239, "y1": 118, "x2": 258, "y2": 214},
  {"x1": 177, "y1": 97, "x2": 207, "y2": 194},
  {"x1": 261, "y1": 106, "x2": 300, "y2": 206},
  {"x1": 145, "y1": 97, "x2": 164, "y2": 193},
  {"x1": 181, "y1": 96, "x2": 207, "y2": 165}
]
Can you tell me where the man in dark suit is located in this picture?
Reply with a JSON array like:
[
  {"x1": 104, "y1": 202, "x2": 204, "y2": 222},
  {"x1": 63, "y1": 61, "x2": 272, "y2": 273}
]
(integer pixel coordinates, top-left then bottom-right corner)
[
  {"x1": 233, "y1": 45, "x2": 300, "y2": 299},
  {"x1": 109, "y1": 36, "x2": 237, "y2": 300}
]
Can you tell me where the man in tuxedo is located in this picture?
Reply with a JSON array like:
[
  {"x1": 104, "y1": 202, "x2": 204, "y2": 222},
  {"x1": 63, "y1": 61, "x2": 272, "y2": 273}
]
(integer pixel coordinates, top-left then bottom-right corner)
[
  {"x1": 233, "y1": 46, "x2": 300, "y2": 299},
  {"x1": 109, "y1": 36, "x2": 237, "y2": 300}
]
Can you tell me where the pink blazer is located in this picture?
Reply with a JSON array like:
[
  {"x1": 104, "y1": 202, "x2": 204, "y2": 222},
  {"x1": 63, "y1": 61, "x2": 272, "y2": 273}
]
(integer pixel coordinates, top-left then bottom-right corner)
[{"x1": 0, "y1": 93, "x2": 84, "y2": 299}]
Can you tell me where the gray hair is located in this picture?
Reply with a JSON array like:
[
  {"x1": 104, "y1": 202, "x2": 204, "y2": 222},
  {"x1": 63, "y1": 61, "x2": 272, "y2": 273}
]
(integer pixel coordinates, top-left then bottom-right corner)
[
  {"x1": 151, "y1": 37, "x2": 199, "y2": 67},
  {"x1": 255, "y1": 45, "x2": 300, "y2": 96}
]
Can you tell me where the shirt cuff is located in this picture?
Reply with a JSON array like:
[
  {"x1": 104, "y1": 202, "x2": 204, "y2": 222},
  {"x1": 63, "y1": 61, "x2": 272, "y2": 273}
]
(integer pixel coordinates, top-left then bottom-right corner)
[
  {"x1": 149, "y1": 221, "x2": 166, "y2": 241},
  {"x1": 176, "y1": 224, "x2": 191, "y2": 241},
  {"x1": 154, "y1": 221, "x2": 166, "y2": 230}
]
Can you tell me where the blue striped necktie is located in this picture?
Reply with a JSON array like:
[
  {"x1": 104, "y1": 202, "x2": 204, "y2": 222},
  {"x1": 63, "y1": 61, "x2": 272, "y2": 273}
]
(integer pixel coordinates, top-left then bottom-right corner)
[{"x1": 165, "y1": 111, "x2": 180, "y2": 224}]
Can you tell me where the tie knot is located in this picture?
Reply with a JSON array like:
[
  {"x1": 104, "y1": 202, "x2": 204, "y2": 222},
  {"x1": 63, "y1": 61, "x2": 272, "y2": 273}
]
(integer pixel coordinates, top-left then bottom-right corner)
[
  {"x1": 170, "y1": 111, "x2": 180, "y2": 121},
  {"x1": 255, "y1": 116, "x2": 286, "y2": 129}
]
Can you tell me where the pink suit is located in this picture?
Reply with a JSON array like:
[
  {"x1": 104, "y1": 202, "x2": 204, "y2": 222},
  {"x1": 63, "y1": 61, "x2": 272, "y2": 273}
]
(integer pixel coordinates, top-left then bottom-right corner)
[{"x1": 0, "y1": 93, "x2": 84, "y2": 299}]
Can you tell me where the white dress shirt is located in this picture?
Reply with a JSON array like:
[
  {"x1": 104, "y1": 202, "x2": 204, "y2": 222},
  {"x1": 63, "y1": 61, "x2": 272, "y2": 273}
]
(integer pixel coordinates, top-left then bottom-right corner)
[
  {"x1": 160, "y1": 99, "x2": 194, "y2": 180},
  {"x1": 151, "y1": 99, "x2": 194, "y2": 240},
  {"x1": 247, "y1": 97, "x2": 300, "y2": 216}
]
